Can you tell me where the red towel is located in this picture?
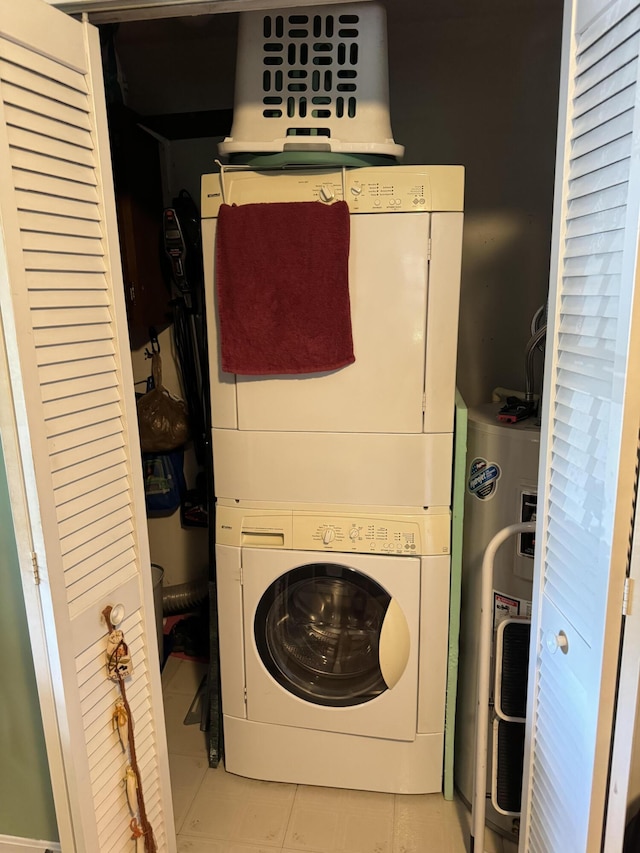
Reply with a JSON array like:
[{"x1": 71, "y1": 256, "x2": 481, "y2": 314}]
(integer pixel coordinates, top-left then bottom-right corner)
[{"x1": 215, "y1": 200, "x2": 354, "y2": 375}]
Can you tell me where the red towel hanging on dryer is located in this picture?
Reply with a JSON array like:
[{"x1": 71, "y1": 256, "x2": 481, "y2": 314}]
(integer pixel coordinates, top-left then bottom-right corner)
[{"x1": 215, "y1": 199, "x2": 355, "y2": 376}]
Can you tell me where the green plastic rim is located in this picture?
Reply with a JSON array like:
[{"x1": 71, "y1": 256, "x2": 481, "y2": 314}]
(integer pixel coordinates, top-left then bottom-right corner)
[{"x1": 226, "y1": 151, "x2": 401, "y2": 169}]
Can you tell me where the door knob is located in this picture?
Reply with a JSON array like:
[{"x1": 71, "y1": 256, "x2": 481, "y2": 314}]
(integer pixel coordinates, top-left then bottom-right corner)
[{"x1": 545, "y1": 630, "x2": 569, "y2": 655}]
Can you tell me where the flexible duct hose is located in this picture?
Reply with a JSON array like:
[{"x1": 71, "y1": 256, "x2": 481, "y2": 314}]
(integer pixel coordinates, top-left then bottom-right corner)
[
  {"x1": 524, "y1": 324, "x2": 547, "y2": 403},
  {"x1": 161, "y1": 577, "x2": 209, "y2": 616}
]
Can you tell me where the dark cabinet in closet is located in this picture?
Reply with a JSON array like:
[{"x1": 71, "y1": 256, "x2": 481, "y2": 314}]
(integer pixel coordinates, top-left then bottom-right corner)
[{"x1": 108, "y1": 105, "x2": 172, "y2": 348}]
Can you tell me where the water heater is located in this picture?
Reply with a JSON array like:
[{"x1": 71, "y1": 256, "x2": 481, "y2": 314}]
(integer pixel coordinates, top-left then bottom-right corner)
[{"x1": 455, "y1": 403, "x2": 540, "y2": 840}]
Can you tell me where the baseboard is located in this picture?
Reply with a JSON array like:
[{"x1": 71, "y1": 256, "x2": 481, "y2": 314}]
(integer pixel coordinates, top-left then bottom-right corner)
[{"x1": 0, "y1": 836, "x2": 61, "y2": 852}]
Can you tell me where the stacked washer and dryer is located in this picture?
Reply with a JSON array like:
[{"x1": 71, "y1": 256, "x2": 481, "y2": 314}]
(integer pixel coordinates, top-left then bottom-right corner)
[{"x1": 201, "y1": 3, "x2": 464, "y2": 794}]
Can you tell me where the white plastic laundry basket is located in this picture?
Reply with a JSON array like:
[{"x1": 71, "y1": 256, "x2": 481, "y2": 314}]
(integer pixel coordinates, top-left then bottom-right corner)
[{"x1": 218, "y1": 2, "x2": 404, "y2": 159}]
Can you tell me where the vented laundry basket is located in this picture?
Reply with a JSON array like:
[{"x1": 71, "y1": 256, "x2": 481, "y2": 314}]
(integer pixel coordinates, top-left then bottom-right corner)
[{"x1": 219, "y1": 2, "x2": 404, "y2": 160}]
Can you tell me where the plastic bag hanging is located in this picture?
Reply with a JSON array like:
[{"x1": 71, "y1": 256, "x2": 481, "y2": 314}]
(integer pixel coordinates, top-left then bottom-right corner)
[{"x1": 136, "y1": 351, "x2": 189, "y2": 452}]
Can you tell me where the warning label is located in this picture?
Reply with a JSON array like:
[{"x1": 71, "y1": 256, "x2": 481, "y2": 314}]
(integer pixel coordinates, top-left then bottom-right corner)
[{"x1": 493, "y1": 590, "x2": 532, "y2": 629}]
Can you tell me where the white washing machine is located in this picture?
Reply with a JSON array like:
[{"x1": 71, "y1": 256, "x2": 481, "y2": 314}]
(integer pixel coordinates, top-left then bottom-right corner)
[
  {"x1": 215, "y1": 500, "x2": 451, "y2": 793},
  {"x1": 201, "y1": 165, "x2": 464, "y2": 508}
]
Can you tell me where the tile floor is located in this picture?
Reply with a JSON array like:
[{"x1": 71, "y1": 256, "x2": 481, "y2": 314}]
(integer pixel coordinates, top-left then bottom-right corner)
[{"x1": 162, "y1": 658, "x2": 519, "y2": 853}]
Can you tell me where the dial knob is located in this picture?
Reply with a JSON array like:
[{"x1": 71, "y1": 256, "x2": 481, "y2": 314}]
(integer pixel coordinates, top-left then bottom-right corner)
[
  {"x1": 322, "y1": 527, "x2": 336, "y2": 544},
  {"x1": 350, "y1": 183, "x2": 362, "y2": 196},
  {"x1": 349, "y1": 528, "x2": 359, "y2": 540},
  {"x1": 319, "y1": 184, "x2": 335, "y2": 203}
]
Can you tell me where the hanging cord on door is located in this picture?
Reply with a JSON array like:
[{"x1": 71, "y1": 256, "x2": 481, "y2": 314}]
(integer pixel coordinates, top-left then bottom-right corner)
[
  {"x1": 112, "y1": 698, "x2": 129, "y2": 753},
  {"x1": 103, "y1": 605, "x2": 158, "y2": 853}
]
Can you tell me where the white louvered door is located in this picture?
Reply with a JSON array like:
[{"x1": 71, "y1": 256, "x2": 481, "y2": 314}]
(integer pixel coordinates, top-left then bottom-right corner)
[
  {"x1": 519, "y1": 1, "x2": 640, "y2": 851},
  {"x1": 0, "y1": 1, "x2": 175, "y2": 851}
]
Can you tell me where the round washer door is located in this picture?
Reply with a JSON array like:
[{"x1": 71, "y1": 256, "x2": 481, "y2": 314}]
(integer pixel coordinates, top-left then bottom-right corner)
[{"x1": 254, "y1": 562, "x2": 410, "y2": 707}]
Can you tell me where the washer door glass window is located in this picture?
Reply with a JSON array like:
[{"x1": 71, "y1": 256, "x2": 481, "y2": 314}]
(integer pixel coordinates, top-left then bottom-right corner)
[{"x1": 255, "y1": 563, "x2": 392, "y2": 707}]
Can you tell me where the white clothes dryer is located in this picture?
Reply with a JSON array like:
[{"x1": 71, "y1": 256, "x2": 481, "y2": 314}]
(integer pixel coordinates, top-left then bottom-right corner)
[
  {"x1": 216, "y1": 500, "x2": 451, "y2": 793},
  {"x1": 201, "y1": 165, "x2": 464, "y2": 509}
]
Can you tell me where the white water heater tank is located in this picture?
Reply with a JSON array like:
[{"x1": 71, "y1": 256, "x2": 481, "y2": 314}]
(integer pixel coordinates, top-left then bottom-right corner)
[{"x1": 455, "y1": 403, "x2": 540, "y2": 840}]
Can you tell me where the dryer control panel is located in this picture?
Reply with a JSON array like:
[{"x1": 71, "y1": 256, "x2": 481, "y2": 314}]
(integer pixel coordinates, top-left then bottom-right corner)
[{"x1": 201, "y1": 166, "x2": 464, "y2": 218}]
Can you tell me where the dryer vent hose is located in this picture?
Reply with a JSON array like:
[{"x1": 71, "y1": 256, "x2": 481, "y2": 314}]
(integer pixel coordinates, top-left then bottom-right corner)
[{"x1": 161, "y1": 578, "x2": 209, "y2": 616}]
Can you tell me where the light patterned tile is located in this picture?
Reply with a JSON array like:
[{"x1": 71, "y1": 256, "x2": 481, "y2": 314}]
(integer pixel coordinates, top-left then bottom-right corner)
[
  {"x1": 165, "y1": 659, "x2": 208, "y2": 697},
  {"x1": 184, "y1": 795, "x2": 293, "y2": 847},
  {"x1": 177, "y1": 836, "x2": 220, "y2": 853},
  {"x1": 161, "y1": 655, "x2": 182, "y2": 691},
  {"x1": 292, "y1": 784, "x2": 393, "y2": 817},
  {"x1": 392, "y1": 801, "x2": 447, "y2": 853},
  {"x1": 293, "y1": 784, "x2": 351, "y2": 810},
  {"x1": 343, "y1": 788, "x2": 395, "y2": 817},
  {"x1": 169, "y1": 753, "x2": 208, "y2": 790},
  {"x1": 449, "y1": 798, "x2": 504, "y2": 853},
  {"x1": 242, "y1": 799, "x2": 296, "y2": 846},
  {"x1": 395, "y1": 792, "x2": 456, "y2": 827},
  {"x1": 441, "y1": 797, "x2": 470, "y2": 852},
  {"x1": 163, "y1": 692, "x2": 208, "y2": 757},
  {"x1": 393, "y1": 793, "x2": 504, "y2": 853},
  {"x1": 178, "y1": 837, "x2": 285, "y2": 853},
  {"x1": 169, "y1": 754, "x2": 208, "y2": 833},
  {"x1": 285, "y1": 804, "x2": 341, "y2": 851},
  {"x1": 198, "y1": 761, "x2": 297, "y2": 804},
  {"x1": 339, "y1": 809, "x2": 394, "y2": 852},
  {"x1": 285, "y1": 785, "x2": 394, "y2": 853},
  {"x1": 173, "y1": 785, "x2": 198, "y2": 835},
  {"x1": 183, "y1": 793, "x2": 243, "y2": 839},
  {"x1": 182, "y1": 769, "x2": 295, "y2": 847}
]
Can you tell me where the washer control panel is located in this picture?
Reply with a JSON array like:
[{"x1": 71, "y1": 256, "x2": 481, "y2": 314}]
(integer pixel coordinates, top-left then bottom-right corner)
[
  {"x1": 292, "y1": 513, "x2": 450, "y2": 556},
  {"x1": 216, "y1": 504, "x2": 451, "y2": 556}
]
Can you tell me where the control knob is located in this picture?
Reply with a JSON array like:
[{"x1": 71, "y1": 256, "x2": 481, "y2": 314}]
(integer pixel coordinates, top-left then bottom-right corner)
[
  {"x1": 319, "y1": 184, "x2": 335, "y2": 203},
  {"x1": 322, "y1": 527, "x2": 336, "y2": 545},
  {"x1": 349, "y1": 528, "x2": 359, "y2": 540}
]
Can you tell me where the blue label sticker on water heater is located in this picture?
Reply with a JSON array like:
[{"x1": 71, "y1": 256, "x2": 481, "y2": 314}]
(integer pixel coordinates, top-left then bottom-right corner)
[{"x1": 468, "y1": 457, "x2": 502, "y2": 500}]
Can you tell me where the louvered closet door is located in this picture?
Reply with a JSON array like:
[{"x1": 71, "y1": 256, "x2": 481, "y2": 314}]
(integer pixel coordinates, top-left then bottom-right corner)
[
  {"x1": 519, "y1": 2, "x2": 640, "y2": 851},
  {"x1": 0, "y1": 1, "x2": 175, "y2": 851}
]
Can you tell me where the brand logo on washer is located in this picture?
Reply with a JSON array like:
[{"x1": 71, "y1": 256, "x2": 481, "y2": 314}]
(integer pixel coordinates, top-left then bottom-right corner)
[{"x1": 468, "y1": 457, "x2": 502, "y2": 500}]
